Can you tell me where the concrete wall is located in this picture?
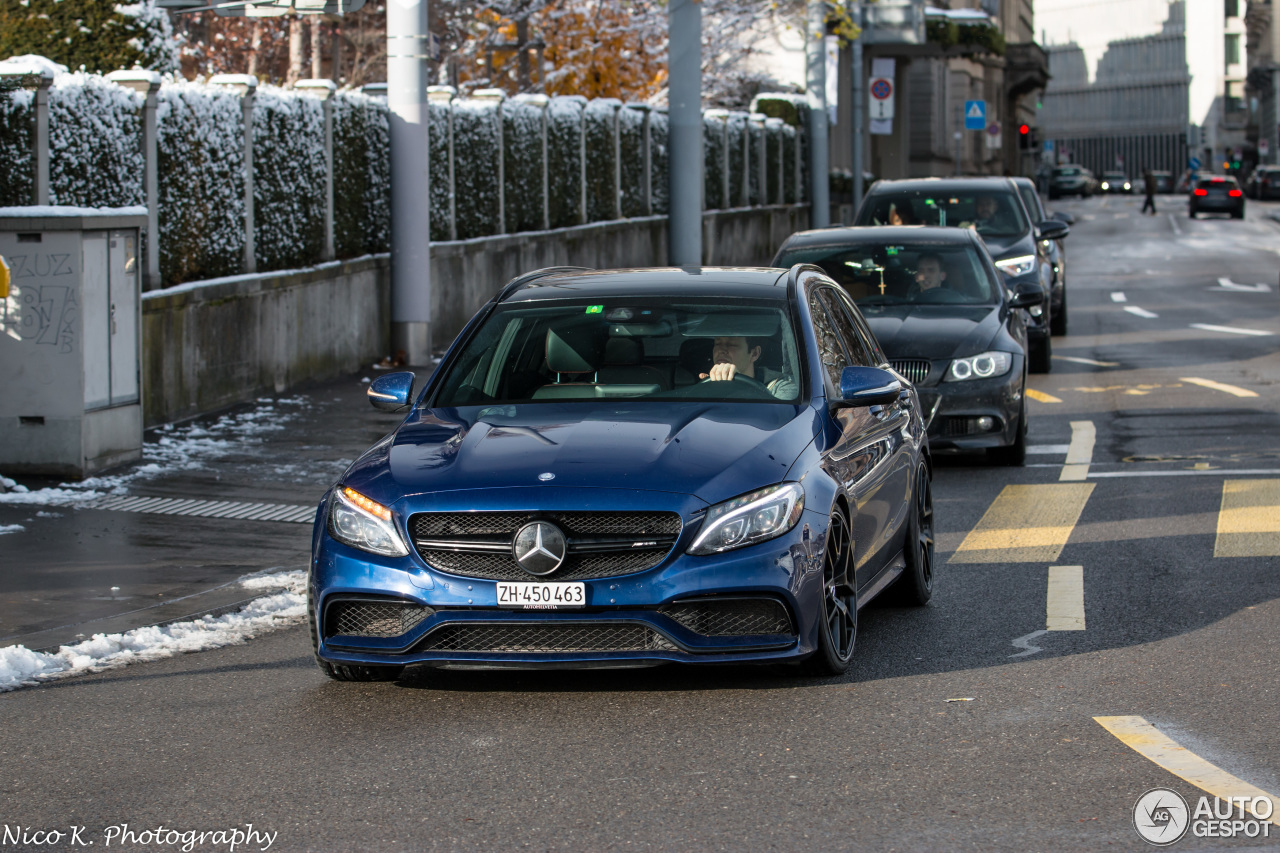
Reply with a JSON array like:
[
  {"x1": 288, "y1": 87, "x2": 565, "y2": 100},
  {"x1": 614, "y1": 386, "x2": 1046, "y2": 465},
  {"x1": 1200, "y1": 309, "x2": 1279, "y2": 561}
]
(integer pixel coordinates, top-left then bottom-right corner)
[{"x1": 142, "y1": 205, "x2": 809, "y2": 426}]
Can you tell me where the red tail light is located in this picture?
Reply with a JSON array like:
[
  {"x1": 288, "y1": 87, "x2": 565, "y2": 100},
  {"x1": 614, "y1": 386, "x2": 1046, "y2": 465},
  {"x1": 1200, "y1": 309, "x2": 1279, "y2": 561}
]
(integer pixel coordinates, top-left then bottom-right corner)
[
  {"x1": 1194, "y1": 188, "x2": 1208, "y2": 196},
  {"x1": 1228, "y1": 189, "x2": 1243, "y2": 197}
]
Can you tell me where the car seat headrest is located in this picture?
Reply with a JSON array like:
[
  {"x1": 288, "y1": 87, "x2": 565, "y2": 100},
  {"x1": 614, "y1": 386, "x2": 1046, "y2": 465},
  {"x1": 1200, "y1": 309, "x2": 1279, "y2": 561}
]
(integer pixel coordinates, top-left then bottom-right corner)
[
  {"x1": 546, "y1": 326, "x2": 601, "y2": 374},
  {"x1": 603, "y1": 337, "x2": 642, "y2": 366}
]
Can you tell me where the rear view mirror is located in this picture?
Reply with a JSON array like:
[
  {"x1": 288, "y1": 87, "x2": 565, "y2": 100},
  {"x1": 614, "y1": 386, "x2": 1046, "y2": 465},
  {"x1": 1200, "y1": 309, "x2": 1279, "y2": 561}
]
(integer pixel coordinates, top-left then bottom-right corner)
[
  {"x1": 836, "y1": 366, "x2": 902, "y2": 407},
  {"x1": 1049, "y1": 211, "x2": 1074, "y2": 225},
  {"x1": 368, "y1": 371, "x2": 416, "y2": 412},
  {"x1": 1036, "y1": 219, "x2": 1070, "y2": 240},
  {"x1": 1009, "y1": 285, "x2": 1044, "y2": 309}
]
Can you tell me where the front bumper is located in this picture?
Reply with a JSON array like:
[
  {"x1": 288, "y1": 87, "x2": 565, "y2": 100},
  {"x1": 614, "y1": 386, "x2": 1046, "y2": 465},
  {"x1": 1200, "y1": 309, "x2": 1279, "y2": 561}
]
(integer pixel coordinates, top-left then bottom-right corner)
[
  {"x1": 311, "y1": 502, "x2": 831, "y2": 669},
  {"x1": 915, "y1": 356, "x2": 1024, "y2": 452}
]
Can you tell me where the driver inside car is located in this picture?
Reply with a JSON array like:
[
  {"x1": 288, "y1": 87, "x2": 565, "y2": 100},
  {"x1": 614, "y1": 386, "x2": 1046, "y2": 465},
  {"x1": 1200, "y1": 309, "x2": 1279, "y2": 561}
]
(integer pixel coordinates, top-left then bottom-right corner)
[{"x1": 700, "y1": 336, "x2": 799, "y2": 398}]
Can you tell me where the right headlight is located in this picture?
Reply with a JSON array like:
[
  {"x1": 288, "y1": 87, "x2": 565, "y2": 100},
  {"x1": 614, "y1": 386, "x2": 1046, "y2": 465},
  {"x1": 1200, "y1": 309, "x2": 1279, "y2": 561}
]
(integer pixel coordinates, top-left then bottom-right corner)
[
  {"x1": 944, "y1": 351, "x2": 1013, "y2": 382},
  {"x1": 688, "y1": 483, "x2": 805, "y2": 555},
  {"x1": 328, "y1": 486, "x2": 409, "y2": 557},
  {"x1": 994, "y1": 255, "x2": 1036, "y2": 277}
]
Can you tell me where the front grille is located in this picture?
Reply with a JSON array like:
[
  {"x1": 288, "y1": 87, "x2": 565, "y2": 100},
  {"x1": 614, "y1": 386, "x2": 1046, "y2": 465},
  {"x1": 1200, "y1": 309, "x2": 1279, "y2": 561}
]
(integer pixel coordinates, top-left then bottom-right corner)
[
  {"x1": 662, "y1": 598, "x2": 794, "y2": 637},
  {"x1": 411, "y1": 511, "x2": 683, "y2": 581},
  {"x1": 891, "y1": 359, "x2": 931, "y2": 385},
  {"x1": 418, "y1": 623, "x2": 677, "y2": 653},
  {"x1": 326, "y1": 599, "x2": 433, "y2": 639}
]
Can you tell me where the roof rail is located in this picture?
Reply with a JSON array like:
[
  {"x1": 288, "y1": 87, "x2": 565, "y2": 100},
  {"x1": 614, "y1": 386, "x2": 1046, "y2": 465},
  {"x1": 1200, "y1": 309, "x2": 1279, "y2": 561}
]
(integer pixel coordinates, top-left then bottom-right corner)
[{"x1": 495, "y1": 266, "x2": 594, "y2": 302}]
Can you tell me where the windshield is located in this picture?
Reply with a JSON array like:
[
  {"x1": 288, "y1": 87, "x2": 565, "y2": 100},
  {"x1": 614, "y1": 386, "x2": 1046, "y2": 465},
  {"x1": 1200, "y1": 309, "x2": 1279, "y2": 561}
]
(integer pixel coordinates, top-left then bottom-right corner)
[
  {"x1": 775, "y1": 243, "x2": 1001, "y2": 307},
  {"x1": 855, "y1": 189, "x2": 1029, "y2": 238},
  {"x1": 1017, "y1": 186, "x2": 1042, "y2": 219},
  {"x1": 1054, "y1": 167, "x2": 1081, "y2": 177},
  {"x1": 433, "y1": 297, "x2": 803, "y2": 406}
]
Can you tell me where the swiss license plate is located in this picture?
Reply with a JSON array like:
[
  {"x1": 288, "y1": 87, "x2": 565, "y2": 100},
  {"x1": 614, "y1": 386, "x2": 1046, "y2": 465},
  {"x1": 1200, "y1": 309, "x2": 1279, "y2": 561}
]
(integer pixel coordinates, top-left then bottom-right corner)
[{"x1": 496, "y1": 582, "x2": 586, "y2": 609}]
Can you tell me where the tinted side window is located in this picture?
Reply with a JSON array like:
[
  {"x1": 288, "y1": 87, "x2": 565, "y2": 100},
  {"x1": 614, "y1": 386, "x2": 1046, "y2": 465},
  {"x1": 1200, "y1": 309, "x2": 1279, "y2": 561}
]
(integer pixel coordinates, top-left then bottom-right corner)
[
  {"x1": 817, "y1": 288, "x2": 875, "y2": 367},
  {"x1": 807, "y1": 286, "x2": 852, "y2": 390},
  {"x1": 835, "y1": 290, "x2": 887, "y2": 366}
]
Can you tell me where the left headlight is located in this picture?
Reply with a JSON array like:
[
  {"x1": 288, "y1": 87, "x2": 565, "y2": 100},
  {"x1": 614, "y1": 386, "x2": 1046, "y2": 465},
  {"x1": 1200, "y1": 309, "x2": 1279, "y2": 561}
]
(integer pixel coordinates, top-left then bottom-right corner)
[
  {"x1": 994, "y1": 255, "x2": 1036, "y2": 277},
  {"x1": 328, "y1": 486, "x2": 409, "y2": 557},
  {"x1": 688, "y1": 483, "x2": 805, "y2": 555},
  {"x1": 944, "y1": 351, "x2": 1013, "y2": 382}
]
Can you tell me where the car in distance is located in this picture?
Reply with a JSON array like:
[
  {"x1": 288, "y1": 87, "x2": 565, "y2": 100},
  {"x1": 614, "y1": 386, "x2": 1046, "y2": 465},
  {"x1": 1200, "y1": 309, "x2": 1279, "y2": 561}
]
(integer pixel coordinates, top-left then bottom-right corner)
[
  {"x1": 773, "y1": 226, "x2": 1033, "y2": 466},
  {"x1": 310, "y1": 266, "x2": 934, "y2": 681},
  {"x1": 1100, "y1": 171, "x2": 1131, "y2": 194},
  {"x1": 1244, "y1": 165, "x2": 1280, "y2": 200},
  {"x1": 1048, "y1": 165, "x2": 1098, "y2": 199},
  {"x1": 1011, "y1": 176, "x2": 1069, "y2": 336},
  {"x1": 1189, "y1": 175, "x2": 1245, "y2": 219},
  {"x1": 1149, "y1": 170, "x2": 1174, "y2": 194},
  {"x1": 853, "y1": 177, "x2": 1068, "y2": 373}
]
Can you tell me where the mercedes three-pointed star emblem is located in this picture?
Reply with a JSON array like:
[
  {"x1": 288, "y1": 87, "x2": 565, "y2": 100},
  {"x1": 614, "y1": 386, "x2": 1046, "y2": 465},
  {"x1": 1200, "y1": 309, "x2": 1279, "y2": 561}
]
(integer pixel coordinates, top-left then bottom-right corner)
[{"x1": 512, "y1": 521, "x2": 568, "y2": 576}]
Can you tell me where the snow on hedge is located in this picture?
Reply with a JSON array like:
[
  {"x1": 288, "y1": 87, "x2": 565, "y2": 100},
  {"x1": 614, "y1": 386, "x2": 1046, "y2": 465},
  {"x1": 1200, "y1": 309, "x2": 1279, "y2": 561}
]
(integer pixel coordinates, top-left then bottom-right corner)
[
  {"x1": 333, "y1": 89, "x2": 390, "y2": 257},
  {"x1": 0, "y1": 87, "x2": 33, "y2": 206},
  {"x1": 48, "y1": 70, "x2": 145, "y2": 209},
  {"x1": 504, "y1": 96, "x2": 546, "y2": 233},
  {"x1": 253, "y1": 84, "x2": 326, "y2": 271},
  {"x1": 619, "y1": 105, "x2": 647, "y2": 218},
  {"x1": 547, "y1": 95, "x2": 585, "y2": 228},
  {"x1": 451, "y1": 97, "x2": 501, "y2": 239}
]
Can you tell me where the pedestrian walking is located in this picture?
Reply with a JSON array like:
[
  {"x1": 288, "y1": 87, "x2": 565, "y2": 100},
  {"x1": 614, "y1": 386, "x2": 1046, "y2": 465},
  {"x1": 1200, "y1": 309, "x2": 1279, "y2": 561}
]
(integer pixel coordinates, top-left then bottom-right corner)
[{"x1": 1141, "y1": 169, "x2": 1158, "y2": 214}]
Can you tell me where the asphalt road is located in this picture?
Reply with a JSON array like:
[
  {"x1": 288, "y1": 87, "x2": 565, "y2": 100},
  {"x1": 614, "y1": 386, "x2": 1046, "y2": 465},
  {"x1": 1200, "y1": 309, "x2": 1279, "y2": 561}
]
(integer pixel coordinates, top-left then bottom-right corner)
[{"x1": 2, "y1": 192, "x2": 1278, "y2": 851}]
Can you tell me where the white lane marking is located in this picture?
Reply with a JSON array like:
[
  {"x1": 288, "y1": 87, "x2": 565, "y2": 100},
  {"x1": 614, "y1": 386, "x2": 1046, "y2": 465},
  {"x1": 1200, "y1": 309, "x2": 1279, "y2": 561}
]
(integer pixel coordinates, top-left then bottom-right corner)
[
  {"x1": 1053, "y1": 355, "x2": 1119, "y2": 367},
  {"x1": 1009, "y1": 629, "x2": 1047, "y2": 658},
  {"x1": 1060, "y1": 420, "x2": 1097, "y2": 482},
  {"x1": 1046, "y1": 566, "x2": 1085, "y2": 630},
  {"x1": 1180, "y1": 376, "x2": 1259, "y2": 398},
  {"x1": 1214, "y1": 277, "x2": 1272, "y2": 293},
  {"x1": 1124, "y1": 306, "x2": 1159, "y2": 318},
  {"x1": 1189, "y1": 323, "x2": 1274, "y2": 336},
  {"x1": 1088, "y1": 468, "x2": 1280, "y2": 478},
  {"x1": 1028, "y1": 444, "x2": 1070, "y2": 455},
  {"x1": 1110, "y1": 292, "x2": 1127, "y2": 302},
  {"x1": 1168, "y1": 213, "x2": 1182, "y2": 236}
]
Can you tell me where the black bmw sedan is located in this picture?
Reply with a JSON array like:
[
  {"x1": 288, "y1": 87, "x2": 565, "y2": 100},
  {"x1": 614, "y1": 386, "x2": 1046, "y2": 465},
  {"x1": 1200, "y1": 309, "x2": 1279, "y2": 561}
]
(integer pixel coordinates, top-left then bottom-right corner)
[{"x1": 773, "y1": 226, "x2": 1035, "y2": 465}]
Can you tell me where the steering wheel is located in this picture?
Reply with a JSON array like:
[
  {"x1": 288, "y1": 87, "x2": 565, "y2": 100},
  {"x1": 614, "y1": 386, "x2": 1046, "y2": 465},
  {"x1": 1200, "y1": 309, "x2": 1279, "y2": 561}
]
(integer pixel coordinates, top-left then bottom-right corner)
[{"x1": 700, "y1": 371, "x2": 776, "y2": 399}]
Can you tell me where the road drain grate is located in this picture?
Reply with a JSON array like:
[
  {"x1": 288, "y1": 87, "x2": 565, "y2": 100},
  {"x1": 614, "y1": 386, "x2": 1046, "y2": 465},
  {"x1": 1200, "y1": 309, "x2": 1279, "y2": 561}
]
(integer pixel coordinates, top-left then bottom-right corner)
[{"x1": 85, "y1": 495, "x2": 315, "y2": 524}]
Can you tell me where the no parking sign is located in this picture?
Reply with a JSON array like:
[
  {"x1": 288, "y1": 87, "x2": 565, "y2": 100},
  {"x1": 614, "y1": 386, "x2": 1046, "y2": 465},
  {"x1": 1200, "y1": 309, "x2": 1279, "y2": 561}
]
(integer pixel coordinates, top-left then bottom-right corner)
[{"x1": 869, "y1": 76, "x2": 894, "y2": 120}]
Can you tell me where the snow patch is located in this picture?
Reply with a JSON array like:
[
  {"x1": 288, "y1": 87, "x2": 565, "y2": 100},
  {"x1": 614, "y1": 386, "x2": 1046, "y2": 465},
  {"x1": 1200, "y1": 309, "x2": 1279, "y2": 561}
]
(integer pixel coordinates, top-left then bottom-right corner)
[{"x1": 0, "y1": 524, "x2": 25, "y2": 535}]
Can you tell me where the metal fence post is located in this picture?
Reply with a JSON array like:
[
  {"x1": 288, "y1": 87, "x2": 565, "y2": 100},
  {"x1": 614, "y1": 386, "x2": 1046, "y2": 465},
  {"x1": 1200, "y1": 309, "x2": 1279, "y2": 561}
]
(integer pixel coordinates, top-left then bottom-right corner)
[
  {"x1": 33, "y1": 68, "x2": 52, "y2": 205},
  {"x1": 579, "y1": 105, "x2": 588, "y2": 224},
  {"x1": 296, "y1": 79, "x2": 337, "y2": 262},
  {"x1": 767, "y1": 117, "x2": 784, "y2": 204},
  {"x1": 740, "y1": 115, "x2": 750, "y2": 207},
  {"x1": 539, "y1": 96, "x2": 550, "y2": 230},
  {"x1": 613, "y1": 102, "x2": 622, "y2": 220},
  {"x1": 106, "y1": 70, "x2": 162, "y2": 289},
  {"x1": 428, "y1": 86, "x2": 457, "y2": 241},
  {"x1": 211, "y1": 74, "x2": 259, "y2": 274},
  {"x1": 752, "y1": 114, "x2": 767, "y2": 206}
]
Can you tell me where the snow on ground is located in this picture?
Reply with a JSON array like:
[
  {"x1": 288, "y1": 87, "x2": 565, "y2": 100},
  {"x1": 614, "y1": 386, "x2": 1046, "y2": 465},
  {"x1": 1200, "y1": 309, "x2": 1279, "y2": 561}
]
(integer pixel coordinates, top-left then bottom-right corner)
[
  {"x1": 0, "y1": 570, "x2": 306, "y2": 693},
  {"x1": 0, "y1": 524, "x2": 24, "y2": 535},
  {"x1": 0, "y1": 396, "x2": 310, "y2": 508}
]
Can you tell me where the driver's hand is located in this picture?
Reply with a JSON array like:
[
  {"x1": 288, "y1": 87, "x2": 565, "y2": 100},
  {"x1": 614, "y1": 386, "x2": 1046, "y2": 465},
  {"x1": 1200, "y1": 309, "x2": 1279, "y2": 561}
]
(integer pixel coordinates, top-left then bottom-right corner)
[{"x1": 700, "y1": 362, "x2": 737, "y2": 382}]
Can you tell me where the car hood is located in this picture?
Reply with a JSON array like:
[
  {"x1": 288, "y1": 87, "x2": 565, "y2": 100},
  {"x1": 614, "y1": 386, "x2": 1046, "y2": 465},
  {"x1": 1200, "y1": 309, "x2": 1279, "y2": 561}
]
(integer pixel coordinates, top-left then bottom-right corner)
[
  {"x1": 342, "y1": 402, "x2": 820, "y2": 508},
  {"x1": 981, "y1": 232, "x2": 1034, "y2": 259},
  {"x1": 861, "y1": 303, "x2": 1004, "y2": 360}
]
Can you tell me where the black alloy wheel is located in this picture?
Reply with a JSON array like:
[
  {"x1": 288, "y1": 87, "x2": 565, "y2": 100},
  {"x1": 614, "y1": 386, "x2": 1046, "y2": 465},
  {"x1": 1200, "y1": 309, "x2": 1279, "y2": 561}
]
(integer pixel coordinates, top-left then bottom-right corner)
[
  {"x1": 803, "y1": 504, "x2": 857, "y2": 675},
  {"x1": 309, "y1": 583, "x2": 405, "y2": 683},
  {"x1": 1029, "y1": 333, "x2": 1052, "y2": 374},
  {"x1": 892, "y1": 463, "x2": 935, "y2": 605},
  {"x1": 1050, "y1": 288, "x2": 1068, "y2": 336}
]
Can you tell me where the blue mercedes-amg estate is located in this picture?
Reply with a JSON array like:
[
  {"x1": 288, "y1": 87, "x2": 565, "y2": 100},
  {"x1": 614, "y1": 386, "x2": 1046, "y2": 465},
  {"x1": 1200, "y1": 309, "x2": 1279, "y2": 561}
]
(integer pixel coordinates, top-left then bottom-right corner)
[{"x1": 309, "y1": 265, "x2": 934, "y2": 680}]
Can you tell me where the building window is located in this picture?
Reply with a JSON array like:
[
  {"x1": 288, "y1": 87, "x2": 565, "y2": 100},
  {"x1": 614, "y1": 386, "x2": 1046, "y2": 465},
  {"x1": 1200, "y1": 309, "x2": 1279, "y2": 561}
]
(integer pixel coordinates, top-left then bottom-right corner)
[
  {"x1": 1226, "y1": 79, "x2": 1246, "y2": 114},
  {"x1": 1225, "y1": 0, "x2": 1239, "y2": 19},
  {"x1": 1225, "y1": 34, "x2": 1241, "y2": 67}
]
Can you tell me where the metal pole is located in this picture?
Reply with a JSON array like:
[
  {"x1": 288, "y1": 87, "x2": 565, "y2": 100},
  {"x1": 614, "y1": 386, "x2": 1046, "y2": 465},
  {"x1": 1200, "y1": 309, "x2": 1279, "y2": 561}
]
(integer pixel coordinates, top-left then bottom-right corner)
[
  {"x1": 668, "y1": 0, "x2": 702, "y2": 265},
  {"x1": 806, "y1": 0, "x2": 829, "y2": 228},
  {"x1": 34, "y1": 69, "x2": 52, "y2": 206},
  {"x1": 850, "y1": 1, "x2": 864, "y2": 217},
  {"x1": 106, "y1": 70, "x2": 163, "y2": 289},
  {"x1": 387, "y1": 0, "x2": 432, "y2": 364}
]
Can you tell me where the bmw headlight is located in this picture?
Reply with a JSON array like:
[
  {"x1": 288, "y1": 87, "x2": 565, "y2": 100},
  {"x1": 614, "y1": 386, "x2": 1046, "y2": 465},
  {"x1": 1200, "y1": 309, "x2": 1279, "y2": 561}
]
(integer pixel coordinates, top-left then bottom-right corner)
[
  {"x1": 328, "y1": 486, "x2": 409, "y2": 557},
  {"x1": 994, "y1": 255, "x2": 1036, "y2": 277},
  {"x1": 945, "y1": 351, "x2": 1013, "y2": 382},
  {"x1": 689, "y1": 483, "x2": 805, "y2": 555}
]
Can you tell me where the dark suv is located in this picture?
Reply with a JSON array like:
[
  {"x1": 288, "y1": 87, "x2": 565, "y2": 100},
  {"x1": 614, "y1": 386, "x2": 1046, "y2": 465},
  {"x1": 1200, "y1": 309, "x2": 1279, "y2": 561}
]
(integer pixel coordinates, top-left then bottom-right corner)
[
  {"x1": 853, "y1": 177, "x2": 1068, "y2": 373},
  {"x1": 1048, "y1": 165, "x2": 1098, "y2": 199}
]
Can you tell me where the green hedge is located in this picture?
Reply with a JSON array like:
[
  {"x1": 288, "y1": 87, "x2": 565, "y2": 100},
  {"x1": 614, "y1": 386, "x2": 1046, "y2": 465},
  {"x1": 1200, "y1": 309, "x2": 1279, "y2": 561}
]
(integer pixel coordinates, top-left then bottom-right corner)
[
  {"x1": 252, "y1": 86, "x2": 325, "y2": 271},
  {"x1": 334, "y1": 91, "x2": 390, "y2": 257},
  {"x1": 0, "y1": 88, "x2": 32, "y2": 206}
]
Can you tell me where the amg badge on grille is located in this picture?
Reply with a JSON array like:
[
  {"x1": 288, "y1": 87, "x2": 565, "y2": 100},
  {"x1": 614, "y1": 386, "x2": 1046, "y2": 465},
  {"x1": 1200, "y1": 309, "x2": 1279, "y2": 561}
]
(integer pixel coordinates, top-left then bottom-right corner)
[{"x1": 512, "y1": 521, "x2": 568, "y2": 575}]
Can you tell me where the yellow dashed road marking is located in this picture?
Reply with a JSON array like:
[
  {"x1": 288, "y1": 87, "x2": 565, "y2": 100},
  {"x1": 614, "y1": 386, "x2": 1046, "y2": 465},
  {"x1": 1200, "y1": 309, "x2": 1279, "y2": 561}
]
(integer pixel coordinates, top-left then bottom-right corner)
[
  {"x1": 1060, "y1": 420, "x2": 1096, "y2": 482},
  {"x1": 1215, "y1": 479, "x2": 1280, "y2": 557},
  {"x1": 950, "y1": 483, "x2": 1095, "y2": 563},
  {"x1": 1025, "y1": 388, "x2": 1061, "y2": 403},
  {"x1": 1180, "y1": 376, "x2": 1259, "y2": 398},
  {"x1": 1046, "y1": 566, "x2": 1085, "y2": 630},
  {"x1": 1094, "y1": 716, "x2": 1280, "y2": 825}
]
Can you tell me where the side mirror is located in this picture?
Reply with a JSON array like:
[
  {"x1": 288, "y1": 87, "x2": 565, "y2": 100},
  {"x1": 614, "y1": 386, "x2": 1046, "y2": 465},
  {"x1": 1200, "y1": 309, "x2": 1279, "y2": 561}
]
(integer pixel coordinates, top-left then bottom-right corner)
[
  {"x1": 368, "y1": 371, "x2": 416, "y2": 412},
  {"x1": 1036, "y1": 219, "x2": 1070, "y2": 240},
  {"x1": 1009, "y1": 285, "x2": 1044, "y2": 309},
  {"x1": 836, "y1": 366, "x2": 902, "y2": 408},
  {"x1": 1048, "y1": 210, "x2": 1074, "y2": 225}
]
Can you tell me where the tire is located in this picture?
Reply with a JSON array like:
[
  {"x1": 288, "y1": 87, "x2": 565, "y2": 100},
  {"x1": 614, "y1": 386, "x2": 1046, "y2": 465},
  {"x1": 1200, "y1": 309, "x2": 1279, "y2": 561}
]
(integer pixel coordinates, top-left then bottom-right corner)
[
  {"x1": 1189, "y1": 209, "x2": 1197, "y2": 219},
  {"x1": 988, "y1": 400, "x2": 1027, "y2": 467},
  {"x1": 1029, "y1": 334, "x2": 1052, "y2": 374},
  {"x1": 1233, "y1": 209, "x2": 1244, "y2": 220},
  {"x1": 1050, "y1": 288, "x2": 1068, "y2": 336},
  {"x1": 802, "y1": 504, "x2": 857, "y2": 675},
  {"x1": 309, "y1": 583, "x2": 404, "y2": 683},
  {"x1": 890, "y1": 463, "x2": 935, "y2": 605}
]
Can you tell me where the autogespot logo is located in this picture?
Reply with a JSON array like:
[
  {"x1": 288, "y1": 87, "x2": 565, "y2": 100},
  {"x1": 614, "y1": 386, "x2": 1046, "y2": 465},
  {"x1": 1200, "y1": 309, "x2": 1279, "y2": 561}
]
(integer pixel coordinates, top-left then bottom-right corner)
[
  {"x1": 1134, "y1": 788, "x2": 1190, "y2": 846},
  {"x1": 512, "y1": 521, "x2": 567, "y2": 576}
]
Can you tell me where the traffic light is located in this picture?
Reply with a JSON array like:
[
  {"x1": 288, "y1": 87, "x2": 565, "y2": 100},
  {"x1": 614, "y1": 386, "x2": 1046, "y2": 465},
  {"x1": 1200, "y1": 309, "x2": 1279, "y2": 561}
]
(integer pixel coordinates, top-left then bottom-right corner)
[{"x1": 1018, "y1": 124, "x2": 1038, "y2": 151}]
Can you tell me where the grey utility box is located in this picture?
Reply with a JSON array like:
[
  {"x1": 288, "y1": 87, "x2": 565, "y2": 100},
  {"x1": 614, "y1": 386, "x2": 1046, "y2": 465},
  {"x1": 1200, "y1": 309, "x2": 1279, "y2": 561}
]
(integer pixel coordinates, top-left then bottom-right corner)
[{"x1": 0, "y1": 208, "x2": 146, "y2": 478}]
